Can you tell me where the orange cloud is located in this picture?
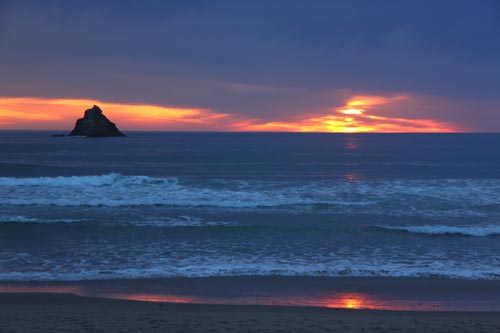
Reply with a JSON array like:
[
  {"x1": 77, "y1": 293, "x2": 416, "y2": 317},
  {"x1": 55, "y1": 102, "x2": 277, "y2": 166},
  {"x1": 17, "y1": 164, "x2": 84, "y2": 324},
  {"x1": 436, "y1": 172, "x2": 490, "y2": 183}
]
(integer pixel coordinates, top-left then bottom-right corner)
[
  {"x1": 0, "y1": 94, "x2": 459, "y2": 132},
  {"x1": 0, "y1": 97, "x2": 231, "y2": 130},
  {"x1": 233, "y1": 94, "x2": 458, "y2": 132}
]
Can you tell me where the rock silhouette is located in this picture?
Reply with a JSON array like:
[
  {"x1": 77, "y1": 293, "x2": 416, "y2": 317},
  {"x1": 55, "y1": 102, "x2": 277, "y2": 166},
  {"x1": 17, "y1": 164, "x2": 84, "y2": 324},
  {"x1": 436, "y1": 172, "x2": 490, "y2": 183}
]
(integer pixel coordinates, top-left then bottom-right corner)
[{"x1": 69, "y1": 105, "x2": 126, "y2": 137}]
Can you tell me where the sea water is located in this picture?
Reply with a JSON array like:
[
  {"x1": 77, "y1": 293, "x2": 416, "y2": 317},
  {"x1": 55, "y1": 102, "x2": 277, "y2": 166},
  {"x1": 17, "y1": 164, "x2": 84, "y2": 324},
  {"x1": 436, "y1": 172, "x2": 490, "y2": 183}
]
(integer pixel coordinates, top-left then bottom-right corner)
[{"x1": 1, "y1": 132, "x2": 500, "y2": 281}]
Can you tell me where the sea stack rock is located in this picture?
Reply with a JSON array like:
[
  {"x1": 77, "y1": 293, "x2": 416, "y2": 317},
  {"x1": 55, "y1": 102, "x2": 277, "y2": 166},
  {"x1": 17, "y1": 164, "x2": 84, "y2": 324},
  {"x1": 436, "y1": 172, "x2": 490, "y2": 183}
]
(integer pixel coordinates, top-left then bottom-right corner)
[{"x1": 69, "y1": 105, "x2": 126, "y2": 137}]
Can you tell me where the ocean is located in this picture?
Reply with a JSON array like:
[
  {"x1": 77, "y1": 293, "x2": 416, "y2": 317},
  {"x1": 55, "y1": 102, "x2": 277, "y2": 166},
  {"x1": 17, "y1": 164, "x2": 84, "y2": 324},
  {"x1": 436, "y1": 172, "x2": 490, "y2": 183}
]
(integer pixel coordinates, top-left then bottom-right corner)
[{"x1": 1, "y1": 132, "x2": 500, "y2": 282}]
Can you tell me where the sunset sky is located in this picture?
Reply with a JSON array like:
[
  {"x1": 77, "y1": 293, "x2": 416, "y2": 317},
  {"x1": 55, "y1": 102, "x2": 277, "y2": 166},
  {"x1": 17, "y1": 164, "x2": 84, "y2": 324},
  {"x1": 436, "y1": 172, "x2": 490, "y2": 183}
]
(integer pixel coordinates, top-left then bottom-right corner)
[{"x1": 1, "y1": 0, "x2": 499, "y2": 132}]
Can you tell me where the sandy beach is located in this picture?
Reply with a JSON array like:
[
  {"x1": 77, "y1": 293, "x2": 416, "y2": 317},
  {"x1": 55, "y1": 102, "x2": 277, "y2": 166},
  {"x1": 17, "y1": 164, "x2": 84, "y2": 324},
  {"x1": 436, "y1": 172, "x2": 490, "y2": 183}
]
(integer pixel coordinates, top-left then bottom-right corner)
[{"x1": 1, "y1": 293, "x2": 499, "y2": 332}]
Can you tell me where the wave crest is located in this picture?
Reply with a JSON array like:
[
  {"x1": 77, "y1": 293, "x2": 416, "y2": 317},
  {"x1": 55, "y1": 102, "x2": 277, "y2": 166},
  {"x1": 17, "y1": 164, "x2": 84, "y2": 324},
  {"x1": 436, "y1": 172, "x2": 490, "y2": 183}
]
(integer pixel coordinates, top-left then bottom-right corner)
[
  {"x1": 2, "y1": 174, "x2": 500, "y2": 217},
  {"x1": 0, "y1": 215, "x2": 84, "y2": 223},
  {"x1": 377, "y1": 224, "x2": 500, "y2": 237},
  {"x1": 0, "y1": 173, "x2": 177, "y2": 187}
]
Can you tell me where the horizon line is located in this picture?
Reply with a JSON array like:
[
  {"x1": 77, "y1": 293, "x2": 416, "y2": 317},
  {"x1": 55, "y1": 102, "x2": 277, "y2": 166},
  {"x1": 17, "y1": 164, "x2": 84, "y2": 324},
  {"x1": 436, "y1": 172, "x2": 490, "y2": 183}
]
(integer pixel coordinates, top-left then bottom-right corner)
[{"x1": 0, "y1": 129, "x2": 498, "y2": 135}]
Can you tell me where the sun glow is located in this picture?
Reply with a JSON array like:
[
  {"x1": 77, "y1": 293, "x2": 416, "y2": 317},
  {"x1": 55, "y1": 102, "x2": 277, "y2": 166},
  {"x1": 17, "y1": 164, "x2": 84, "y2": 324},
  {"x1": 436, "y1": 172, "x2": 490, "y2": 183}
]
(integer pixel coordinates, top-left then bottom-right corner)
[
  {"x1": 339, "y1": 108, "x2": 363, "y2": 115},
  {"x1": 233, "y1": 94, "x2": 457, "y2": 133},
  {"x1": 0, "y1": 94, "x2": 458, "y2": 132}
]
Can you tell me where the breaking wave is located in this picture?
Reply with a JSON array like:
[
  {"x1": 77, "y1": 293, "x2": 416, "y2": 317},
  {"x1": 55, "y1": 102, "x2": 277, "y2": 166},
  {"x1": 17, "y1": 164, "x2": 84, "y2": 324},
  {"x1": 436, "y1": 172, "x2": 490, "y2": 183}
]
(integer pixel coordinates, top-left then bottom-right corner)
[
  {"x1": 2, "y1": 174, "x2": 500, "y2": 215},
  {"x1": 1, "y1": 261, "x2": 499, "y2": 281},
  {"x1": 377, "y1": 224, "x2": 500, "y2": 237},
  {"x1": 0, "y1": 215, "x2": 84, "y2": 223}
]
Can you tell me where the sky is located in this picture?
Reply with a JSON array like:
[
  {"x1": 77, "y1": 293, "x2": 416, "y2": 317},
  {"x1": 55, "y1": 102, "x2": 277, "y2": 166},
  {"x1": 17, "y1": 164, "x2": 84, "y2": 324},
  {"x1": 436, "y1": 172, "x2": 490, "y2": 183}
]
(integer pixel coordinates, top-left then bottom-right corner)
[{"x1": 0, "y1": 0, "x2": 499, "y2": 132}]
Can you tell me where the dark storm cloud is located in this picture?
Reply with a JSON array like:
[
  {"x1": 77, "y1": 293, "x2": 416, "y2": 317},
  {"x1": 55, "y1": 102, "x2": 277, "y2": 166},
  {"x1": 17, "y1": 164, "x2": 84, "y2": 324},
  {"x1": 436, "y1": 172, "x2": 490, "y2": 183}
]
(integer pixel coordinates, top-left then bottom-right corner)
[{"x1": 1, "y1": 0, "x2": 499, "y2": 129}]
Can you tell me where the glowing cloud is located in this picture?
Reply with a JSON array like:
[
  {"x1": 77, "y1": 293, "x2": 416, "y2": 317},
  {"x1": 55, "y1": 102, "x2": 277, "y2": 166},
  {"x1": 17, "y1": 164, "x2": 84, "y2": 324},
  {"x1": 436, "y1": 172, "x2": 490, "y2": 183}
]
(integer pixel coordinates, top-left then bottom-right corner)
[
  {"x1": 339, "y1": 109, "x2": 363, "y2": 115},
  {"x1": 0, "y1": 97, "x2": 231, "y2": 130},
  {"x1": 233, "y1": 94, "x2": 458, "y2": 132},
  {"x1": 0, "y1": 94, "x2": 459, "y2": 132}
]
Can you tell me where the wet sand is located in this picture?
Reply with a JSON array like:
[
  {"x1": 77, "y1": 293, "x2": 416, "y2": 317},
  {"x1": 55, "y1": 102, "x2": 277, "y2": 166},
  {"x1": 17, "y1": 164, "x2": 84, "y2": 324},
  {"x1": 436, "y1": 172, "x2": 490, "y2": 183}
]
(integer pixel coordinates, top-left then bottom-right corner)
[
  {"x1": 2, "y1": 276, "x2": 500, "y2": 311},
  {"x1": 1, "y1": 293, "x2": 500, "y2": 332}
]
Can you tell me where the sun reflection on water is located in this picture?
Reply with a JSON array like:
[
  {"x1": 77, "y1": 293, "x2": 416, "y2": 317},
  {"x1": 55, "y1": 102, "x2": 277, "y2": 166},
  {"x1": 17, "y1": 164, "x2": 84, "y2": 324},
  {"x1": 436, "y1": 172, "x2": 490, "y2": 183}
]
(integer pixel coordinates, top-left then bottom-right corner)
[
  {"x1": 105, "y1": 292, "x2": 389, "y2": 310},
  {"x1": 344, "y1": 137, "x2": 359, "y2": 151},
  {"x1": 344, "y1": 172, "x2": 363, "y2": 181},
  {"x1": 0, "y1": 286, "x2": 464, "y2": 311},
  {"x1": 324, "y1": 293, "x2": 375, "y2": 309},
  {"x1": 104, "y1": 293, "x2": 194, "y2": 303}
]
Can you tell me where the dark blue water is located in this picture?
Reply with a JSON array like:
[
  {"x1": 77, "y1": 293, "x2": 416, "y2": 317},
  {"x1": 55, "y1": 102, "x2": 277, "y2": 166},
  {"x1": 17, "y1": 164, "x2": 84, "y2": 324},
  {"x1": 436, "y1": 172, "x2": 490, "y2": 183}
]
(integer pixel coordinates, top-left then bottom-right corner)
[{"x1": 1, "y1": 132, "x2": 500, "y2": 281}]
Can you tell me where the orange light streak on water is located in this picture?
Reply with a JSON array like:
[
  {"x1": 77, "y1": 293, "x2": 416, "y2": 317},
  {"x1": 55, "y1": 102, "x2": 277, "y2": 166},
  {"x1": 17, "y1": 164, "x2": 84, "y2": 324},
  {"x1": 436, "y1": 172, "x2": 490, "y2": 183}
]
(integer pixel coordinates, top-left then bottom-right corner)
[{"x1": 0, "y1": 286, "x2": 468, "y2": 311}]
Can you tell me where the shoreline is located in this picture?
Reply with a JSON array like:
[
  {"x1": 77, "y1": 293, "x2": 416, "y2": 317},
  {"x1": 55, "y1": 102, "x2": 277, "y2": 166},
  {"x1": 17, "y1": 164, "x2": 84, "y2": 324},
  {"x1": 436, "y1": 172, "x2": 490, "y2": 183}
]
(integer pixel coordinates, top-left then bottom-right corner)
[
  {"x1": 1, "y1": 276, "x2": 500, "y2": 312},
  {"x1": 2, "y1": 292, "x2": 500, "y2": 332}
]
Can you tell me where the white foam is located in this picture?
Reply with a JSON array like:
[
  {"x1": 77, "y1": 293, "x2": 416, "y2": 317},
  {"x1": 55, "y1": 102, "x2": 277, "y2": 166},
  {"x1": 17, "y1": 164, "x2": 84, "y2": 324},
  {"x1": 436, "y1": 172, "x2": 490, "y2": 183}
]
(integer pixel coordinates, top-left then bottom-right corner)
[
  {"x1": 129, "y1": 216, "x2": 234, "y2": 227},
  {"x1": 1, "y1": 174, "x2": 500, "y2": 218},
  {"x1": 0, "y1": 173, "x2": 373, "y2": 208},
  {"x1": 1, "y1": 260, "x2": 499, "y2": 281},
  {"x1": 378, "y1": 224, "x2": 500, "y2": 237},
  {"x1": 0, "y1": 173, "x2": 124, "y2": 187},
  {"x1": 0, "y1": 215, "x2": 84, "y2": 223}
]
